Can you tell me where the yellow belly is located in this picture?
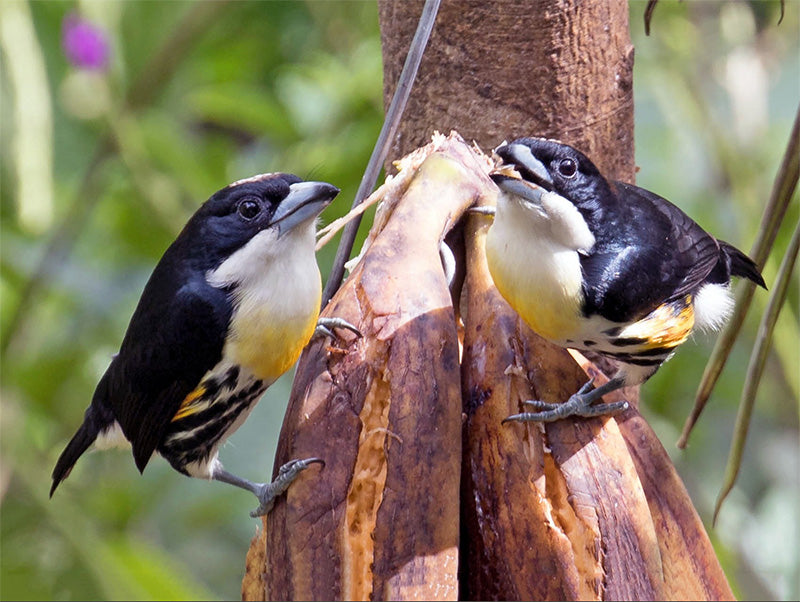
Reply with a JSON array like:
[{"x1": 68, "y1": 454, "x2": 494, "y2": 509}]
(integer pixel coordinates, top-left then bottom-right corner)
[
  {"x1": 491, "y1": 268, "x2": 583, "y2": 341},
  {"x1": 227, "y1": 294, "x2": 321, "y2": 381},
  {"x1": 172, "y1": 307, "x2": 318, "y2": 422},
  {"x1": 485, "y1": 233, "x2": 584, "y2": 343}
]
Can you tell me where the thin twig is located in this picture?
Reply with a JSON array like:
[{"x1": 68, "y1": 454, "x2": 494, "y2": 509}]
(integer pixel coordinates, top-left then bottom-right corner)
[
  {"x1": 678, "y1": 103, "x2": 800, "y2": 448},
  {"x1": 320, "y1": 0, "x2": 441, "y2": 308},
  {"x1": 713, "y1": 215, "x2": 799, "y2": 523}
]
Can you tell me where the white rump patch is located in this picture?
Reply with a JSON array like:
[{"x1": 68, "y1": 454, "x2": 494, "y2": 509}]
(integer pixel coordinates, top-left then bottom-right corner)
[
  {"x1": 94, "y1": 421, "x2": 129, "y2": 450},
  {"x1": 184, "y1": 454, "x2": 223, "y2": 480},
  {"x1": 693, "y1": 283, "x2": 734, "y2": 332}
]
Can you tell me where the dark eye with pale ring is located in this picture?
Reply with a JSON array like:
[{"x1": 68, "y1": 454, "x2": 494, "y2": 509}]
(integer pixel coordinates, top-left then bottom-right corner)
[
  {"x1": 557, "y1": 158, "x2": 577, "y2": 178},
  {"x1": 237, "y1": 199, "x2": 261, "y2": 220}
]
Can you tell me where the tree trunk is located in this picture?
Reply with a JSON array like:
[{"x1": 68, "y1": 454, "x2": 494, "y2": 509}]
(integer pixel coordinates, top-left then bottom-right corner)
[
  {"x1": 378, "y1": 0, "x2": 635, "y2": 181},
  {"x1": 242, "y1": 1, "x2": 734, "y2": 600}
]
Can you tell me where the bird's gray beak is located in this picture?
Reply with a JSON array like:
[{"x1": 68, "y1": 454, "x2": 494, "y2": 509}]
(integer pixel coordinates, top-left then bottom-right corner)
[
  {"x1": 269, "y1": 181, "x2": 340, "y2": 237},
  {"x1": 489, "y1": 173, "x2": 545, "y2": 209},
  {"x1": 495, "y1": 143, "x2": 553, "y2": 191}
]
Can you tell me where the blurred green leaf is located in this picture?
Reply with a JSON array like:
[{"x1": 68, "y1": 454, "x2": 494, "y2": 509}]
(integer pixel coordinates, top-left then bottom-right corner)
[{"x1": 1, "y1": 1, "x2": 796, "y2": 601}]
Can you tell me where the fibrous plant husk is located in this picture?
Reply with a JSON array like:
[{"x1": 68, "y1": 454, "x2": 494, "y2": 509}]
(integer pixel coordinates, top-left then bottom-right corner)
[{"x1": 243, "y1": 132, "x2": 733, "y2": 602}]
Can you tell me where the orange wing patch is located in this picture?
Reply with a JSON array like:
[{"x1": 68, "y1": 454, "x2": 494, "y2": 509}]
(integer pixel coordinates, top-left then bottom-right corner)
[
  {"x1": 619, "y1": 295, "x2": 695, "y2": 350},
  {"x1": 171, "y1": 385, "x2": 208, "y2": 422}
]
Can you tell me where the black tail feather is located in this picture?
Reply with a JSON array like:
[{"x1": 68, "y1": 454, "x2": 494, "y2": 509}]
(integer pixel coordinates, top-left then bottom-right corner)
[
  {"x1": 50, "y1": 399, "x2": 116, "y2": 497},
  {"x1": 720, "y1": 241, "x2": 767, "y2": 289},
  {"x1": 50, "y1": 421, "x2": 97, "y2": 497}
]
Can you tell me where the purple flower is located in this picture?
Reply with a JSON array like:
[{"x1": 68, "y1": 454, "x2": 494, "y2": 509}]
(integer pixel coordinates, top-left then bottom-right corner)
[{"x1": 61, "y1": 12, "x2": 110, "y2": 71}]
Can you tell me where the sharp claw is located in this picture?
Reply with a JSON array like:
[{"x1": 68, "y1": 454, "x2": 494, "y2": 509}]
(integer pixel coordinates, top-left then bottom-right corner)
[
  {"x1": 505, "y1": 377, "x2": 627, "y2": 423},
  {"x1": 502, "y1": 412, "x2": 533, "y2": 424},
  {"x1": 250, "y1": 503, "x2": 273, "y2": 518},
  {"x1": 314, "y1": 317, "x2": 362, "y2": 341},
  {"x1": 577, "y1": 377, "x2": 596, "y2": 395},
  {"x1": 278, "y1": 457, "x2": 324, "y2": 474},
  {"x1": 249, "y1": 457, "x2": 325, "y2": 518},
  {"x1": 316, "y1": 325, "x2": 334, "y2": 339}
]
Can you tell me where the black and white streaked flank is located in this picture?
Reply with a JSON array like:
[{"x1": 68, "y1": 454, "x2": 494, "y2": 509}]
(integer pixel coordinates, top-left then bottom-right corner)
[
  {"x1": 485, "y1": 137, "x2": 766, "y2": 422},
  {"x1": 51, "y1": 173, "x2": 341, "y2": 516}
]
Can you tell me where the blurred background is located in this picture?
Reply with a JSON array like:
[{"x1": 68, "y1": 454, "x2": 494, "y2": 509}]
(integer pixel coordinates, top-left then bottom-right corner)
[{"x1": 0, "y1": 1, "x2": 796, "y2": 599}]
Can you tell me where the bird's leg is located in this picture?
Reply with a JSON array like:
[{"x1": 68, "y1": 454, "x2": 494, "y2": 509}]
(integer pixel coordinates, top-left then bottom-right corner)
[
  {"x1": 504, "y1": 376, "x2": 629, "y2": 423},
  {"x1": 212, "y1": 457, "x2": 325, "y2": 518},
  {"x1": 312, "y1": 316, "x2": 362, "y2": 342}
]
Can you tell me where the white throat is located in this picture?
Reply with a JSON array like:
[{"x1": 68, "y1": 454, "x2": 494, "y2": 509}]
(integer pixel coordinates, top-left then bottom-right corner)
[
  {"x1": 205, "y1": 221, "x2": 322, "y2": 379},
  {"x1": 485, "y1": 190, "x2": 594, "y2": 341}
]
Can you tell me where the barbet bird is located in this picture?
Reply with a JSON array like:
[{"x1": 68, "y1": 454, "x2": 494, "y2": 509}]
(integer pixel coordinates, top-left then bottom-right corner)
[
  {"x1": 484, "y1": 137, "x2": 766, "y2": 422},
  {"x1": 51, "y1": 173, "x2": 353, "y2": 516}
]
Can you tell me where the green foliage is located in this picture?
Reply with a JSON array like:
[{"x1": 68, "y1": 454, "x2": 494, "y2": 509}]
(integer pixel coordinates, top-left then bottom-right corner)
[
  {"x1": 0, "y1": 1, "x2": 796, "y2": 600},
  {"x1": 632, "y1": 2, "x2": 799, "y2": 599},
  {"x1": 1, "y1": 2, "x2": 381, "y2": 600}
]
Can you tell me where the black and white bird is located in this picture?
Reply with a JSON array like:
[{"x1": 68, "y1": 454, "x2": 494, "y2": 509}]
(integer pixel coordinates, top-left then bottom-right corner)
[
  {"x1": 51, "y1": 173, "x2": 354, "y2": 516},
  {"x1": 484, "y1": 137, "x2": 766, "y2": 422}
]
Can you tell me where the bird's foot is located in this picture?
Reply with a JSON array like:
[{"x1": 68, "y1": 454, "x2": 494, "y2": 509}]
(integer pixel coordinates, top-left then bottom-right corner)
[
  {"x1": 313, "y1": 316, "x2": 362, "y2": 342},
  {"x1": 249, "y1": 457, "x2": 325, "y2": 518},
  {"x1": 212, "y1": 458, "x2": 325, "y2": 517},
  {"x1": 503, "y1": 377, "x2": 629, "y2": 423}
]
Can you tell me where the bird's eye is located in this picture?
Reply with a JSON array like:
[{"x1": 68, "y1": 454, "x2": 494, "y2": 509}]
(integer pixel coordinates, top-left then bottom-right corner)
[
  {"x1": 237, "y1": 199, "x2": 261, "y2": 220},
  {"x1": 557, "y1": 158, "x2": 577, "y2": 178}
]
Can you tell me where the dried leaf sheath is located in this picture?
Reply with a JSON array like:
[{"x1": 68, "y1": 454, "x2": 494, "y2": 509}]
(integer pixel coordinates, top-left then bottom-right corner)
[
  {"x1": 571, "y1": 353, "x2": 734, "y2": 600},
  {"x1": 248, "y1": 134, "x2": 489, "y2": 601},
  {"x1": 460, "y1": 210, "x2": 585, "y2": 600},
  {"x1": 460, "y1": 177, "x2": 734, "y2": 600},
  {"x1": 244, "y1": 134, "x2": 735, "y2": 601}
]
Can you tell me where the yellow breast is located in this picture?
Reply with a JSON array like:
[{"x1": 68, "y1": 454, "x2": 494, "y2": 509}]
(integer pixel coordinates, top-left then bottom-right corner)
[
  {"x1": 229, "y1": 299, "x2": 320, "y2": 380},
  {"x1": 227, "y1": 282, "x2": 321, "y2": 381},
  {"x1": 485, "y1": 194, "x2": 586, "y2": 343},
  {"x1": 486, "y1": 246, "x2": 584, "y2": 341},
  {"x1": 204, "y1": 224, "x2": 324, "y2": 383}
]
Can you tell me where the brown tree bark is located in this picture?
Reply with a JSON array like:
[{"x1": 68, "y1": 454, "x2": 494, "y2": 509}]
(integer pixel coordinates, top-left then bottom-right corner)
[
  {"x1": 243, "y1": 1, "x2": 734, "y2": 600},
  {"x1": 376, "y1": 1, "x2": 730, "y2": 599},
  {"x1": 378, "y1": 0, "x2": 635, "y2": 181}
]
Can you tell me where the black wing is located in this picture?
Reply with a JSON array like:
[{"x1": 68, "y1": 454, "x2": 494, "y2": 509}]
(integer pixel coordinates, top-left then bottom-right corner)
[
  {"x1": 101, "y1": 272, "x2": 231, "y2": 472},
  {"x1": 580, "y1": 181, "x2": 722, "y2": 323}
]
